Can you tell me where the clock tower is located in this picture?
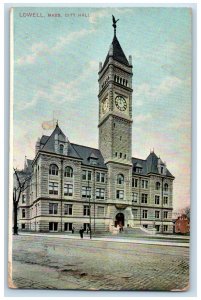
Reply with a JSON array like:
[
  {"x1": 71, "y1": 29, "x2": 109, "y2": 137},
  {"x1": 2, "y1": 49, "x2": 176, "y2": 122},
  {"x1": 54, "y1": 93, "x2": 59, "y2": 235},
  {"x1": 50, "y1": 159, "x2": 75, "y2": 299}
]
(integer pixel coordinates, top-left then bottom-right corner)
[{"x1": 98, "y1": 20, "x2": 133, "y2": 166}]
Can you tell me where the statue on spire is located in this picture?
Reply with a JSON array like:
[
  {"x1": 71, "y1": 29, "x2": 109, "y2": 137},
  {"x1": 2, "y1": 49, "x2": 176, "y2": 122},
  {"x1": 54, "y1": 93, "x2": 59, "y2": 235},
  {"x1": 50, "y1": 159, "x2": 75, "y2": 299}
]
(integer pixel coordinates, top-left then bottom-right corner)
[{"x1": 112, "y1": 15, "x2": 119, "y2": 36}]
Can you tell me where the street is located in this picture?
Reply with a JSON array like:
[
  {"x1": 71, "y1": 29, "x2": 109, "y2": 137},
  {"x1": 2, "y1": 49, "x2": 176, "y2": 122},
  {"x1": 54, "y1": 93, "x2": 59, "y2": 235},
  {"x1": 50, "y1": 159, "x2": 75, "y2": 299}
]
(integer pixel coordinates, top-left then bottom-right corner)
[{"x1": 11, "y1": 234, "x2": 189, "y2": 291}]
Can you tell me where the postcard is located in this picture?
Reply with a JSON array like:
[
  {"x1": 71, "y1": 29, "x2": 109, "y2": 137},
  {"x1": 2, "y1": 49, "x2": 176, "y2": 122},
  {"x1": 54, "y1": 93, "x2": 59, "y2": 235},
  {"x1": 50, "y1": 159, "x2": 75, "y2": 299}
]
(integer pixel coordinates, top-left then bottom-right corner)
[{"x1": 9, "y1": 7, "x2": 191, "y2": 291}]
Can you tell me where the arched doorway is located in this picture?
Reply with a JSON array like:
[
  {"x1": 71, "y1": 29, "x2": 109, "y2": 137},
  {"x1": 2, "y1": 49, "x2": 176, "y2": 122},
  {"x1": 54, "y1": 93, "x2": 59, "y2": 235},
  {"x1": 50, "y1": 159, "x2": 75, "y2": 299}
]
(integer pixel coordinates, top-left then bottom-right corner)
[{"x1": 115, "y1": 213, "x2": 124, "y2": 227}]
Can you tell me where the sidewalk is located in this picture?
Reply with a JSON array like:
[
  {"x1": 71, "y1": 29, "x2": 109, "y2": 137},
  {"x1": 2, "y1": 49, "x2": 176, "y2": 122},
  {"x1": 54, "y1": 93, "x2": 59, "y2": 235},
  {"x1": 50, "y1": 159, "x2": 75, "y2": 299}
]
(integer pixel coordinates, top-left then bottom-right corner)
[{"x1": 19, "y1": 232, "x2": 189, "y2": 248}]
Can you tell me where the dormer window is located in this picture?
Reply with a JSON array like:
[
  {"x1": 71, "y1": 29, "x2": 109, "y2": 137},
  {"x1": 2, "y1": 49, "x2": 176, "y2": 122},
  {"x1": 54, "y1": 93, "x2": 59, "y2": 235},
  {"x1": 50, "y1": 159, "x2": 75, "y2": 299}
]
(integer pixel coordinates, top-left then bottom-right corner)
[
  {"x1": 135, "y1": 167, "x2": 142, "y2": 174},
  {"x1": 59, "y1": 144, "x2": 64, "y2": 154},
  {"x1": 134, "y1": 163, "x2": 143, "y2": 174}
]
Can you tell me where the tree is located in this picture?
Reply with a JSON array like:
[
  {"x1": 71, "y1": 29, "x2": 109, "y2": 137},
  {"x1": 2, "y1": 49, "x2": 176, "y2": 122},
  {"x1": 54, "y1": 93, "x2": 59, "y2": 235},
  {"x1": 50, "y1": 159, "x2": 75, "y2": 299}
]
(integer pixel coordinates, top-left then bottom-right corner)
[
  {"x1": 13, "y1": 168, "x2": 31, "y2": 235},
  {"x1": 184, "y1": 206, "x2": 190, "y2": 220}
]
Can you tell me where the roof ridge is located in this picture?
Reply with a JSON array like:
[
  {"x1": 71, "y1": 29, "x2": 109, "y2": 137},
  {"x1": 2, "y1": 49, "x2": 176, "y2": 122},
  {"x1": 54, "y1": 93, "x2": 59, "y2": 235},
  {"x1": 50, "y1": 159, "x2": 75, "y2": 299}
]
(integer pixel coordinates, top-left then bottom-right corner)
[{"x1": 71, "y1": 143, "x2": 99, "y2": 151}]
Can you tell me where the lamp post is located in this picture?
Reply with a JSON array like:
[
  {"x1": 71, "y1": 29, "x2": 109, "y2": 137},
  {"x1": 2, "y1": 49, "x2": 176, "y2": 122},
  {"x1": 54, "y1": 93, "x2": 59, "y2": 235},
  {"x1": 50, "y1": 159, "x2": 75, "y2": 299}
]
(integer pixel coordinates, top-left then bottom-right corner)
[{"x1": 88, "y1": 180, "x2": 92, "y2": 239}]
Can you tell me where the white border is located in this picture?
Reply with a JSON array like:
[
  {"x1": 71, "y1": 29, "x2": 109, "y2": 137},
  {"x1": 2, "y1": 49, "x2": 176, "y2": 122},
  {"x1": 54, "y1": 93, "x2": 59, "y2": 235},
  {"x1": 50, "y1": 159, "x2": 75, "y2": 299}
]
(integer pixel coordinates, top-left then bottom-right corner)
[{"x1": 2, "y1": 1, "x2": 199, "y2": 299}]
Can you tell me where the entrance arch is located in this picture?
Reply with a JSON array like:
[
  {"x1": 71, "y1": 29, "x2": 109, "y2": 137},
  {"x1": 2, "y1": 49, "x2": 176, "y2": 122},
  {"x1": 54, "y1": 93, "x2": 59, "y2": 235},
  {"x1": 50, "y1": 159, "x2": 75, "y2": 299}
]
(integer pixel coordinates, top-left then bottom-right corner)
[{"x1": 115, "y1": 213, "x2": 124, "y2": 227}]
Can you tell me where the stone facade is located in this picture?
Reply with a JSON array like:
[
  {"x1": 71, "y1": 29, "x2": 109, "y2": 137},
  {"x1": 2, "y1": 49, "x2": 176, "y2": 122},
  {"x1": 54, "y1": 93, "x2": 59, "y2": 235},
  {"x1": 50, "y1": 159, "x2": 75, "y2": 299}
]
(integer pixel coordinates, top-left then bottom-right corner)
[{"x1": 16, "y1": 30, "x2": 174, "y2": 234}]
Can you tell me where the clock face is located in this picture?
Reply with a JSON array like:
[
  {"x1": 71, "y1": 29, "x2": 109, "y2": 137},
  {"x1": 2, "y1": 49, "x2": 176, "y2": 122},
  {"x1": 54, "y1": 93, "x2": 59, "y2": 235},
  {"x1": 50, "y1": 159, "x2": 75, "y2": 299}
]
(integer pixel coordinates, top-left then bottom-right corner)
[
  {"x1": 102, "y1": 97, "x2": 109, "y2": 114},
  {"x1": 115, "y1": 96, "x2": 127, "y2": 111}
]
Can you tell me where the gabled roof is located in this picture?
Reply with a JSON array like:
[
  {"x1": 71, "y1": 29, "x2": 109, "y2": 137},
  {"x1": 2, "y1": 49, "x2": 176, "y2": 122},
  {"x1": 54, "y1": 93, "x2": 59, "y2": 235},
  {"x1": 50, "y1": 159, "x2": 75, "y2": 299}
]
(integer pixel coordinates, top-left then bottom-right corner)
[
  {"x1": 132, "y1": 152, "x2": 174, "y2": 178},
  {"x1": 102, "y1": 35, "x2": 129, "y2": 69},
  {"x1": 34, "y1": 126, "x2": 173, "y2": 176},
  {"x1": 71, "y1": 144, "x2": 107, "y2": 169}
]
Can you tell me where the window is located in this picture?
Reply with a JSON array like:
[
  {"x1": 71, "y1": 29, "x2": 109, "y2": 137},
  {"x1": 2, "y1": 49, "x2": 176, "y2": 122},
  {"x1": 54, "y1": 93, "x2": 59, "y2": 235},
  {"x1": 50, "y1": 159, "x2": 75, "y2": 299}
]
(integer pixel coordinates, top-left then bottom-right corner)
[
  {"x1": 163, "y1": 225, "x2": 168, "y2": 232},
  {"x1": 21, "y1": 223, "x2": 25, "y2": 229},
  {"x1": 82, "y1": 170, "x2": 92, "y2": 181},
  {"x1": 82, "y1": 186, "x2": 91, "y2": 198},
  {"x1": 83, "y1": 205, "x2": 90, "y2": 216},
  {"x1": 155, "y1": 210, "x2": 160, "y2": 219},
  {"x1": 143, "y1": 224, "x2": 148, "y2": 228},
  {"x1": 116, "y1": 190, "x2": 124, "y2": 199},
  {"x1": 124, "y1": 154, "x2": 127, "y2": 159},
  {"x1": 59, "y1": 144, "x2": 64, "y2": 154},
  {"x1": 155, "y1": 182, "x2": 160, "y2": 190},
  {"x1": 96, "y1": 172, "x2": 105, "y2": 183},
  {"x1": 155, "y1": 225, "x2": 160, "y2": 232},
  {"x1": 142, "y1": 210, "x2": 148, "y2": 219},
  {"x1": 49, "y1": 203, "x2": 58, "y2": 214},
  {"x1": 132, "y1": 209, "x2": 138, "y2": 219},
  {"x1": 64, "y1": 166, "x2": 73, "y2": 178},
  {"x1": 64, "y1": 204, "x2": 73, "y2": 215},
  {"x1": 96, "y1": 188, "x2": 105, "y2": 199},
  {"x1": 164, "y1": 183, "x2": 168, "y2": 192},
  {"x1": 135, "y1": 167, "x2": 142, "y2": 174},
  {"x1": 141, "y1": 193, "x2": 148, "y2": 204},
  {"x1": 64, "y1": 184, "x2": 73, "y2": 196},
  {"x1": 132, "y1": 178, "x2": 138, "y2": 188},
  {"x1": 22, "y1": 209, "x2": 25, "y2": 218},
  {"x1": 49, "y1": 182, "x2": 59, "y2": 195},
  {"x1": 163, "y1": 196, "x2": 168, "y2": 205},
  {"x1": 115, "y1": 152, "x2": 118, "y2": 157},
  {"x1": 163, "y1": 211, "x2": 168, "y2": 219},
  {"x1": 97, "y1": 206, "x2": 105, "y2": 216},
  {"x1": 120, "y1": 153, "x2": 122, "y2": 158},
  {"x1": 49, "y1": 164, "x2": 58, "y2": 176},
  {"x1": 117, "y1": 174, "x2": 124, "y2": 184},
  {"x1": 22, "y1": 194, "x2": 26, "y2": 203},
  {"x1": 155, "y1": 195, "x2": 160, "y2": 205},
  {"x1": 64, "y1": 223, "x2": 73, "y2": 231},
  {"x1": 161, "y1": 167, "x2": 164, "y2": 174},
  {"x1": 132, "y1": 192, "x2": 138, "y2": 203},
  {"x1": 141, "y1": 180, "x2": 148, "y2": 189},
  {"x1": 49, "y1": 222, "x2": 58, "y2": 231}
]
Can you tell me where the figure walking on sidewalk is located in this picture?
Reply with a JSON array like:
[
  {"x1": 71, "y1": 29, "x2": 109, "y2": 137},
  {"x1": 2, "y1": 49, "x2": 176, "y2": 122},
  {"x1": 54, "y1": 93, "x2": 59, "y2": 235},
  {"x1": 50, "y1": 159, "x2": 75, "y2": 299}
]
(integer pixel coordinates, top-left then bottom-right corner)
[{"x1": 79, "y1": 228, "x2": 84, "y2": 239}]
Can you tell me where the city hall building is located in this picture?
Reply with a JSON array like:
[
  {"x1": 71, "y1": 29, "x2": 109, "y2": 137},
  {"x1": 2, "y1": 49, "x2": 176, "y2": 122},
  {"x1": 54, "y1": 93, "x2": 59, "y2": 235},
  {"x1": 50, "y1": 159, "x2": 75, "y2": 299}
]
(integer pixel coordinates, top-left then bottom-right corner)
[{"x1": 17, "y1": 23, "x2": 174, "y2": 234}]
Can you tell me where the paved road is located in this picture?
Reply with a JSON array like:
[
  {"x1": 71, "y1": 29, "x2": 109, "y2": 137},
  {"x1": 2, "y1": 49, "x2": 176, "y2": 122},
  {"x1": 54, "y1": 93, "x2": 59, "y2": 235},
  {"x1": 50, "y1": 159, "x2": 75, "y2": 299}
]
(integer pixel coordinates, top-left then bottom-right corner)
[{"x1": 11, "y1": 235, "x2": 189, "y2": 291}]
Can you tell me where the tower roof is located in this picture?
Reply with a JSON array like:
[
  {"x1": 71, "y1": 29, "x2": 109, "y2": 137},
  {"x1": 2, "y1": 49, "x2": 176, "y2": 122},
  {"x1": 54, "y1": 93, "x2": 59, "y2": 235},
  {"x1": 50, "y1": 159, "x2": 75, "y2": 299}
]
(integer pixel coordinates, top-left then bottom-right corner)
[{"x1": 102, "y1": 35, "x2": 129, "y2": 69}]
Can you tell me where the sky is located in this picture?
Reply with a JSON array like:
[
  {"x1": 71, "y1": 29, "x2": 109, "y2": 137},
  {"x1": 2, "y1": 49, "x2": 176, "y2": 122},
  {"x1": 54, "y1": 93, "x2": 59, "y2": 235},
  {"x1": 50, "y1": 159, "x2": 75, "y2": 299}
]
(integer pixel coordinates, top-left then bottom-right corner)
[{"x1": 12, "y1": 7, "x2": 191, "y2": 212}]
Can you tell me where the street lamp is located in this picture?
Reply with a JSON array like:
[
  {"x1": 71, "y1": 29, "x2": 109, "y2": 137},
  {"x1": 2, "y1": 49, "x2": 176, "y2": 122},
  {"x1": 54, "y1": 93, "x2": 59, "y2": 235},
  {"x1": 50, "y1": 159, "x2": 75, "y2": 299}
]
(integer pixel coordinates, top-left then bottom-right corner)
[{"x1": 87, "y1": 180, "x2": 92, "y2": 239}]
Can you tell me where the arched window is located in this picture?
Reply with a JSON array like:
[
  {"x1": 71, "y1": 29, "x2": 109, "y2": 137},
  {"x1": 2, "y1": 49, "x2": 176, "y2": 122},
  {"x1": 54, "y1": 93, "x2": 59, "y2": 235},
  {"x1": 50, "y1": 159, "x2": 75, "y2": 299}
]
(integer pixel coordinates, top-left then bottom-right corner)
[
  {"x1": 117, "y1": 174, "x2": 124, "y2": 185},
  {"x1": 49, "y1": 164, "x2": 58, "y2": 176},
  {"x1": 64, "y1": 166, "x2": 73, "y2": 178},
  {"x1": 114, "y1": 75, "x2": 117, "y2": 82},
  {"x1": 155, "y1": 182, "x2": 160, "y2": 190},
  {"x1": 117, "y1": 76, "x2": 119, "y2": 83},
  {"x1": 120, "y1": 78, "x2": 122, "y2": 84},
  {"x1": 164, "y1": 183, "x2": 168, "y2": 191},
  {"x1": 59, "y1": 144, "x2": 64, "y2": 154},
  {"x1": 123, "y1": 79, "x2": 125, "y2": 85}
]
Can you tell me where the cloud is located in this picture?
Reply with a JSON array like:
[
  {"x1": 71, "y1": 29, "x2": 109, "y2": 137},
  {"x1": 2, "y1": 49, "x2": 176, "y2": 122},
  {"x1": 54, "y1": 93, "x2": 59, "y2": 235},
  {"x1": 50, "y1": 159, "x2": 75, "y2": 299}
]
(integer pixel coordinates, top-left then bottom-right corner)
[
  {"x1": 135, "y1": 76, "x2": 182, "y2": 105},
  {"x1": 16, "y1": 29, "x2": 95, "y2": 66},
  {"x1": 134, "y1": 113, "x2": 152, "y2": 123},
  {"x1": 18, "y1": 60, "x2": 98, "y2": 110}
]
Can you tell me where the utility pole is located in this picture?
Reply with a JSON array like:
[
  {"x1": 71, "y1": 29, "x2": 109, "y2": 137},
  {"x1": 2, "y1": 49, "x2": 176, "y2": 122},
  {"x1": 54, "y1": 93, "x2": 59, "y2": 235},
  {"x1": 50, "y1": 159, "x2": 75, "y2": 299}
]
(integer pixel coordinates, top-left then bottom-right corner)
[
  {"x1": 60, "y1": 158, "x2": 63, "y2": 232},
  {"x1": 88, "y1": 180, "x2": 92, "y2": 239},
  {"x1": 93, "y1": 166, "x2": 96, "y2": 235}
]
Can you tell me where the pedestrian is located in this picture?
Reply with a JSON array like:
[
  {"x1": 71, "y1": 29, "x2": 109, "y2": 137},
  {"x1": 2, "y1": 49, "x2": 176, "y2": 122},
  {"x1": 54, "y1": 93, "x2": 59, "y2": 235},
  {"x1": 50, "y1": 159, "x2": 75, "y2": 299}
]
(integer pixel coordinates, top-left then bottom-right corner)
[
  {"x1": 72, "y1": 227, "x2": 75, "y2": 234},
  {"x1": 79, "y1": 228, "x2": 84, "y2": 239}
]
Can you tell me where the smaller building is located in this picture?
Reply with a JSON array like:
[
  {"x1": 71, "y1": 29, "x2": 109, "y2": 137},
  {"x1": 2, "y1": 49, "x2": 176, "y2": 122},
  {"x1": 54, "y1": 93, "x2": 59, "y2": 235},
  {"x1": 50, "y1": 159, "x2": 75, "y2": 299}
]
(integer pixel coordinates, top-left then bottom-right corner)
[{"x1": 174, "y1": 214, "x2": 190, "y2": 234}]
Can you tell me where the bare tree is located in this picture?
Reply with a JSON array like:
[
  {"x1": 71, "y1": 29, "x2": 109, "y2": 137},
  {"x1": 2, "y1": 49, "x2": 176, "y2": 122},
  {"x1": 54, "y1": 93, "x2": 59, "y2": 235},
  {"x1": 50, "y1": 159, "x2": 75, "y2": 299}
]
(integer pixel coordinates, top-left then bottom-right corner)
[
  {"x1": 184, "y1": 206, "x2": 190, "y2": 220},
  {"x1": 13, "y1": 168, "x2": 31, "y2": 235}
]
